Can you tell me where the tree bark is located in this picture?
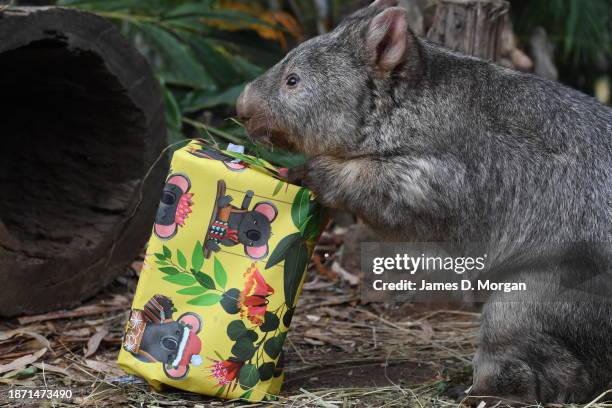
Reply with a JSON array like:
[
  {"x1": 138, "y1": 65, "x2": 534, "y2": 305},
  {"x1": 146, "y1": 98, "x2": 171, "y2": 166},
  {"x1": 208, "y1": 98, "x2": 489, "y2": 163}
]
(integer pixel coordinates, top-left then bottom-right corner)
[
  {"x1": 0, "y1": 7, "x2": 168, "y2": 316},
  {"x1": 426, "y1": 0, "x2": 510, "y2": 61}
]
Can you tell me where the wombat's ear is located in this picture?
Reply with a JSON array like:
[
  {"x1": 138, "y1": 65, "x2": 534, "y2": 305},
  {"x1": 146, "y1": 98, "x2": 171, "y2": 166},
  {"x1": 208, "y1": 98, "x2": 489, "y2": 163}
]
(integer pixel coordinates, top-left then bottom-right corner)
[
  {"x1": 369, "y1": 0, "x2": 399, "y2": 8},
  {"x1": 366, "y1": 6, "x2": 409, "y2": 73}
]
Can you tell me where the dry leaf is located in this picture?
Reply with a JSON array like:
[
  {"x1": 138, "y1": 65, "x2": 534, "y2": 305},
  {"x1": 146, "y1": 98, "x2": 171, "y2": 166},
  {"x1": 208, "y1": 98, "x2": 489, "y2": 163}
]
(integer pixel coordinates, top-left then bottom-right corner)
[
  {"x1": 85, "y1": 328, "x2": 109, "y2": 358},
  {"x1": 0, "y1": 348, "x2": 46, "y2": 375},
  {"x1": 33, "y1": 362, "x2": 70, "y2": 377}
]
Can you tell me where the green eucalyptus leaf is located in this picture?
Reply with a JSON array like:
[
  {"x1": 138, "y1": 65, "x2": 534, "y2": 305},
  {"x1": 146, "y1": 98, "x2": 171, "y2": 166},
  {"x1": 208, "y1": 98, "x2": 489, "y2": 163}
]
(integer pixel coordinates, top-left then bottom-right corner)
[
  {"x1": 214, "y1": 257, "x2": 228, "y2": 289},
  {"x1": 227, "y1": 320, "x2": 248, "y2": 341},
  {"x1": 177, "y1": 286, "x2": 207, "y2": 296},
  {"x1": 259, "y1": 312, "x2": 279, "y2": 333},
  {"x1": 221, "y1": 288, "x2": 240, "y2": 314},
  {"x1": 283, "y1": 241, "x2": 309, "y2": 307},
  {"x1": 265, "y1": 233, "x2": 301, "y2": 269},
  {"x1": 163, "y1": 273, "x2": 196, "y2": 286},
  {"x1": 258, "y1": 362, "x2": 275, "y2": 381},
  {"x1": 273, "y1": 180, "x2": 284, "y2": 196},
  {"x1": 191, "y1": 241, "x2": 204, "y2": 272},
  {"x1": 187, "y1": 293, "x2": 221, "y2": 306},
  {"x1": 263, "y1": 336, "x2": 283, "y2": 359},
  {"x1": 176, "y1": 249, "x2": 187, "y2": 270},
  {"x1": 282, "y1": 308, "x2": 294, "y2": 328},
  {"x1": 194, "y1": 271, "x2": 216, "y2": 290},
  {"x1": 291, "y1": 188, "x2": 311, "y2": 229},
  {"x1": 238, "y1": 364, "x2": 259, "y2": 390},
  {"x1": 159, "y1": 266, "x2": 180, "y2": 275},
  {"x1": 232, "y1": 337, "x2": 255, "y2": 362}
]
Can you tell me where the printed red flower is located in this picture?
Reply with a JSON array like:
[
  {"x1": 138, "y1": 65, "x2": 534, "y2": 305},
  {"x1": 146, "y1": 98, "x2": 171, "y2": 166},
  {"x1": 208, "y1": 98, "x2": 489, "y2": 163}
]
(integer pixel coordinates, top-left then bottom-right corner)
[
  {"x1": 209, "y1": 359, "x2": 243, "y2": 388},
  {"x1": 175, "y1": 192, "x2": 194, "y2": 226},
  {"x1": 238, "y1": 263, "x2": 274, "y2": 326}
]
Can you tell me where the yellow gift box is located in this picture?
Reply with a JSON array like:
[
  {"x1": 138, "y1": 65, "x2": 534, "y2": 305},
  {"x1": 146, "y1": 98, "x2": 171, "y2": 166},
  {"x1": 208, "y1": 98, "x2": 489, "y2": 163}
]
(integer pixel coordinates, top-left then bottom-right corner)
[{"x1": 118, "y1": 141, "x2": 323, "y2": 401}]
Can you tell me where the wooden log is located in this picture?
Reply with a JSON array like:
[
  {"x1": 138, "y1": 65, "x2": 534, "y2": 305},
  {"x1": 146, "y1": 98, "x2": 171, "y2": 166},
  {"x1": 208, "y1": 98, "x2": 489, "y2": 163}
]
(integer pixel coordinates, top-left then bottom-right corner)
[
  {"x1": 0, "y1": 7, "x2": 168, "y2": 316},
  {"x1": 426, "y1": 0, "x2": 510, "y2": 61}
]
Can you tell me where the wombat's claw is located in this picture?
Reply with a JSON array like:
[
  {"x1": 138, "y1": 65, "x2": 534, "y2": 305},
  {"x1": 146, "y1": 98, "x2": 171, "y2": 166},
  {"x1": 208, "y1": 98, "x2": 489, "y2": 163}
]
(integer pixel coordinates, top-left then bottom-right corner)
[{"x1": 286, "y1": 165, "x2": 306, "y2": 186}]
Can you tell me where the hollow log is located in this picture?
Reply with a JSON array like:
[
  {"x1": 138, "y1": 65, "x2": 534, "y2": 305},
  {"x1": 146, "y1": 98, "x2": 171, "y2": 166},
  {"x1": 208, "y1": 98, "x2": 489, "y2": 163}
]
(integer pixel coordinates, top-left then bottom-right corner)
[
  {"x1": 426, "y1": 0, "x2": 510, "y2": 61},
  {"x1": 0, "y1": 7, "x2": 168, "y2": 316}
]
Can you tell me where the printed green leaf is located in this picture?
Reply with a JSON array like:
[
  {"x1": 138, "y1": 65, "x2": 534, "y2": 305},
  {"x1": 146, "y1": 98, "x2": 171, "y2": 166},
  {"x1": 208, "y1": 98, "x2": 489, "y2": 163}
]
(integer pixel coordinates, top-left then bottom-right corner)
[
  {"x1": 162, "y1": 245, "x2": 172, "y2": 259},
  {"x1": 258, "y1": 362, "x2": 275, "y2": 381},
  {"x1": 159, "y1": 266, "x2": 180, "y2": 275},
  {"x1": 272, "y1": 180, "x2": 284, "y2": 196},
  {"x1": 221, "y1": 288, "x2": 240, "y2": 314},
  {"x1": 283, "y1": 241, "x2": 309, "y2": 307},
  {"x1": 227, "y1": 320, "x2": 247, "y2": 341},
  {"x1": 244, "y1": 330, "x2": 259, "y2": 342},
  {"x1": 177, "y1": 286, "x2": 207, "y2": 296},
  {"x1": 163, "y1": 273, "x2": 196, "y2": 286},
  {"x1": 155, "y1": 260, "x2": 169, "y2": 266},
  {"x1": 194, "y1": 271, "x2": 216, "y2": 290},
  {"x1": 232, "y1": 337, "x2": 255, "y2": 362},
  {"x1": 187, "y1": 293, "x2": 221, "y2": 306},
  {"x1": 192, "y1": 241, "x2": 205, "y2": 272},
  {"x1": 265, "y1": 233, "x2": 301, "y2": 269},
  {"x1": 239, "y1": 389, "x2": 253, "y2": 400},
  {"x1": 214, "y1": 257, "x2": 228, "y2": 289},
  {"x1": 291, "y1": 187, "x2": 311, "y2": 229},
  {"x1": 300, "y1": 208, "x2": 322, "y2": 241},
  {"x1": 282, "y1": 308, "x2": 294, "y2": 328},
  {"x1": 238, "y1": 364, "x2": 260, "y2": 390},
  {"x1": 259, "y1": 312, "x2": 279, "y2": 332},
  {"x1": 154, "y1": 253, "x2": 166, "y2": 261},
  {"x1": 177, "y1": 249, "x2": 187, "y2": 269},
  {"x1": 214, "y1": 384, "x2": 227, "y2": 398},
  {"x1": 263, "y1": 336, "x2": 283, "y2": 359}
]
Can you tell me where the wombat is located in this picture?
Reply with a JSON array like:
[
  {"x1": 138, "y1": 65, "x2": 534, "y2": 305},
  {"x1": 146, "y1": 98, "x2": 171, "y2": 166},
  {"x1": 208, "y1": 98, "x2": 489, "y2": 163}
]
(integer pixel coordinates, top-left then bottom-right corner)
[{"x1": 236, "y1": 0, "x2": 612, "y2": 404}]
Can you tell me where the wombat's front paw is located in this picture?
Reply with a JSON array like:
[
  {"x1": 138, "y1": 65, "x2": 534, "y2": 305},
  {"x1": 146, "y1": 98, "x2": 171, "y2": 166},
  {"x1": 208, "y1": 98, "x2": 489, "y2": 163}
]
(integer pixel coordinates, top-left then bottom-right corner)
[{"x1": 302, "y1": 156, "x2": 339, "y2": 208}]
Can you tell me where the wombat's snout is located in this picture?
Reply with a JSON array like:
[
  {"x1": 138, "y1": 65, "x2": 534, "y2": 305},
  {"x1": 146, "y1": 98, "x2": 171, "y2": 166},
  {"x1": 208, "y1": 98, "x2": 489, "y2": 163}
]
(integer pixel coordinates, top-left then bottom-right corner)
[
  {"x1": 236, "y1": 83, "x2": 257, "y2": 121},
  {"x1": 236, "y1": 83, "x2": 270, "y2": 140}
]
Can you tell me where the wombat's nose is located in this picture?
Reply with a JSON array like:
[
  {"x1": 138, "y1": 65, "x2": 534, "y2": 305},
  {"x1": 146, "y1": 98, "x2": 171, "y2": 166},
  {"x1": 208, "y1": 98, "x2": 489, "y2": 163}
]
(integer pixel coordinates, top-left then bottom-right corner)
[{"x1": 236, "y1": 83, "x2": 255, "y2": 120}]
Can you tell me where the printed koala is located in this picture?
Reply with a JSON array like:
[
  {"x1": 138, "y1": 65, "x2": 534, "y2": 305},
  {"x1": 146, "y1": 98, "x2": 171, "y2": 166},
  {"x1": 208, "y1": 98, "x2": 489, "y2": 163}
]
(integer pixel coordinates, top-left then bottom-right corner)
[{"x1": 236, "y1": 0, "x2": 612, "y2": 404}]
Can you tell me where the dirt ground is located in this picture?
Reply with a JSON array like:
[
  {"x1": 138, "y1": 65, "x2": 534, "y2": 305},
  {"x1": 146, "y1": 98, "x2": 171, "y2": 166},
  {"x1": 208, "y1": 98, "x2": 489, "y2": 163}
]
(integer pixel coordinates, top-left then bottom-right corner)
[{"x1": 1, "y1": 228, "x2": 609, "y2": 408}]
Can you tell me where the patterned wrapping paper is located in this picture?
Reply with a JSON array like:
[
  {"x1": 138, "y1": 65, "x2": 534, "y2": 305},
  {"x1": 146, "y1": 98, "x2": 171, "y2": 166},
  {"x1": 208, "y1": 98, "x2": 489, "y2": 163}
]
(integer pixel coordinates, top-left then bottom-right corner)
[{"x1": 118, "y1": 140, "x2": 324, "y2": 401}]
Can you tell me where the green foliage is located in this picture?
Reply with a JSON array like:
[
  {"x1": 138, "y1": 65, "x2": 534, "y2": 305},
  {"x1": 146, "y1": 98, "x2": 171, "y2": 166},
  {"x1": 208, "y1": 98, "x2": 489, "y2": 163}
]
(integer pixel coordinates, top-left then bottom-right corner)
[
  {"x1": 57, "y1": 0, "x2": 304, "y2": 167},
  {"x1": 516, "y1": 0, "x2": 611, "y2": 67}
]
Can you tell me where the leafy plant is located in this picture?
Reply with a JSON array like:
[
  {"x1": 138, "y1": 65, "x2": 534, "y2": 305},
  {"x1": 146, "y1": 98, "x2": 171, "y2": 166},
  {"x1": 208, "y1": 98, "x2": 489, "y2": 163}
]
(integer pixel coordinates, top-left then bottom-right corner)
[
  {"x1": 515, "y1": 0, "x2": 611, "y2": 67},
  {"x1": 58, "y1": 0, "x2": 305, "y2": 167}
]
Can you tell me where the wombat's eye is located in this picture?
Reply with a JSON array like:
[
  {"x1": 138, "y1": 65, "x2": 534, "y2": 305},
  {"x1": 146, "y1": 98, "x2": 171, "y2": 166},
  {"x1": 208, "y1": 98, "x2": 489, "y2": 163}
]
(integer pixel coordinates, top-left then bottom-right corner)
[{"x1": 285, "y1": 74, "x2": 300, "y2": 87}]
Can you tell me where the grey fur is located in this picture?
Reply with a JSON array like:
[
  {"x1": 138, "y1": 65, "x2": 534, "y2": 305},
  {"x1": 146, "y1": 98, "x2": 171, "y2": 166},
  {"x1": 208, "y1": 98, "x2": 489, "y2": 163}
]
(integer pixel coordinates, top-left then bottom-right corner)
[{"x1": 236, "y1": 2, "x2": 612, "y2": 403}]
